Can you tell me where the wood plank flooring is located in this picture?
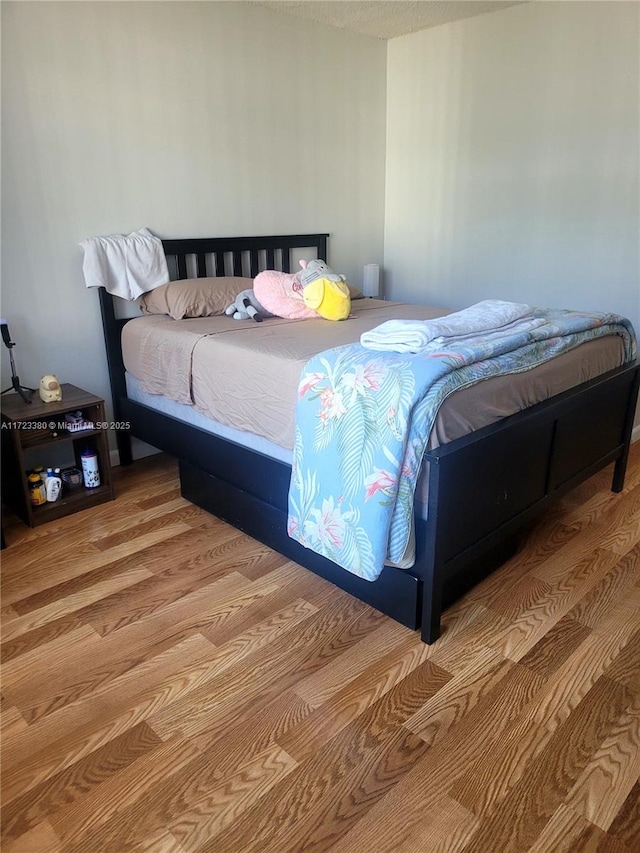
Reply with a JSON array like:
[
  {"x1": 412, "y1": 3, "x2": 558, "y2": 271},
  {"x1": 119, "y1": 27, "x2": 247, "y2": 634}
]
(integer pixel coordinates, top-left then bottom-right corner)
[{"x1": 2, "y1": 446, "x2": 639, "y2": 852}]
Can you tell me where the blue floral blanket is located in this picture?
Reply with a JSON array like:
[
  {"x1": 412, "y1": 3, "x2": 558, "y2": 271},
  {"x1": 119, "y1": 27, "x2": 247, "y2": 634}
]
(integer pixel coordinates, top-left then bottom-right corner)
[{"x1": 287, "y1": 309, "x2": 636, "y2": 581}]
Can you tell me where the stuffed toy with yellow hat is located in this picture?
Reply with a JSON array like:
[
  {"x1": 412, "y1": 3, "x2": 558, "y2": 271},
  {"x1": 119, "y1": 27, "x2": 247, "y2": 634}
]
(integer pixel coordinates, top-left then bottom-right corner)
[{"x1": 299, "y1": 259, "x2": 351, "y2": 321}]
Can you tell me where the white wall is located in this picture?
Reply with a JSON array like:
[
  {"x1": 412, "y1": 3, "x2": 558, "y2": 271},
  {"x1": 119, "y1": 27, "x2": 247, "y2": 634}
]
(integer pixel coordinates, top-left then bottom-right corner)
[
  {"x1": 384, "y1": 0, "x2": 640, "y2": 344},
  {"x1": 1, "y1": 1, "x2": 387, "y2": 418}
]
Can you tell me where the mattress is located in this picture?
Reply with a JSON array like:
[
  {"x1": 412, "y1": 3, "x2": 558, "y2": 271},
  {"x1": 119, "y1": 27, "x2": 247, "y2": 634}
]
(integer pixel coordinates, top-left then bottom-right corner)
[{"x1": 122, "y1": 298, "x2": 627, "y2": 453}]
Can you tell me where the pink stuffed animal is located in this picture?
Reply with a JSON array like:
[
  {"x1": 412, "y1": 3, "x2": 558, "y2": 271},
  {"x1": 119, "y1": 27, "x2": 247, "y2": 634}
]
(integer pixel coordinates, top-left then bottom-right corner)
[
  {"x1": 253, "y1": 259, "x2": 351, "y2": 321},
  {"x1": 253, "y1": 262, "x2": 317, "y2": 320}
]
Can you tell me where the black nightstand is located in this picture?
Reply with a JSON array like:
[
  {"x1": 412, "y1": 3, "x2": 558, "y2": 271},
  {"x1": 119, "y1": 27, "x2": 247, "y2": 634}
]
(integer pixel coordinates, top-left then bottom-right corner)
[{"x1": 1, "y1": 384, "x2": 115, "y2": 527}]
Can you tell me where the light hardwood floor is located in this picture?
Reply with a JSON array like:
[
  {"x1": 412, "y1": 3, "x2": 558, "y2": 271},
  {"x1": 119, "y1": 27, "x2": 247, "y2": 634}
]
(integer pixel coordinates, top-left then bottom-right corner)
[{"x1": 1, "y1": 446, "x2": 639, "y2": 852}]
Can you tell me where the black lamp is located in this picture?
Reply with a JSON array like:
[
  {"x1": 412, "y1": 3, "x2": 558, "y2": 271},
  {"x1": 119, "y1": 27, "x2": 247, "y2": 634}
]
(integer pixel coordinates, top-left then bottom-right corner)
[{"x1": 1, "y1": 319, "x2": 35, "y2": 404}]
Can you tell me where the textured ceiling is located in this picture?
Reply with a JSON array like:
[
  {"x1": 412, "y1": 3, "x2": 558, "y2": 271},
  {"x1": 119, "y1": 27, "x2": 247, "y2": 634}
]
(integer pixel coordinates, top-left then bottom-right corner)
[{"x1": 253, "y1": 1, "x2": 527, "y2": 40}]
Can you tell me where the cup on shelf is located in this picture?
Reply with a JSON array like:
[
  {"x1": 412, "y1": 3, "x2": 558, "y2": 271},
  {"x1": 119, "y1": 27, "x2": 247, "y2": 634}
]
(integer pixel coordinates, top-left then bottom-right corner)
[{"x1": 80, "y1": 448, "x2": 100, "y2": 488}]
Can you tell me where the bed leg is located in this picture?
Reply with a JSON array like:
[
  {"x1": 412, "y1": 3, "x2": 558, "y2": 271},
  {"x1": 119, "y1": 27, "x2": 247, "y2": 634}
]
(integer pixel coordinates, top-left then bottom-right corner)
[
  {"x1": 420, "y1": 572, "x2": 443, "y2": 644},
  {"x1": 117, "y1": 432, "x2": 133, "y2": 467},
  {"x1": 612, "y1": 453, "x2": 630, "y2": 493},
  {"x1": 613, "y1": 365, "x2": 640, "y2": 492}
]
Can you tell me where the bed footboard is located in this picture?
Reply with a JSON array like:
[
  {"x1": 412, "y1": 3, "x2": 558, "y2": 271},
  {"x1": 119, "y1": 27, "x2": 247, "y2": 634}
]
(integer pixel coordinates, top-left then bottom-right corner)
[{"x1": 418, "y1": 359, "x2": 640, "y2": 642}]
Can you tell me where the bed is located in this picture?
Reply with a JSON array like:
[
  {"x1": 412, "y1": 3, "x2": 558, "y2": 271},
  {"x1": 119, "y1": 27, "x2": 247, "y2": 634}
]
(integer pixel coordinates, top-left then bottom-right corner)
[{"x1": 99, "y1": 233, "x2": 640, "y2": 642}]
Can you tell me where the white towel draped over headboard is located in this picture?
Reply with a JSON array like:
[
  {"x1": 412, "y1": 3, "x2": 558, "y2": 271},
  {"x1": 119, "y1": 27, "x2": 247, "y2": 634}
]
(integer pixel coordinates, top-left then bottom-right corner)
[{"x1": 80, "y1": 227, "x2": 169, "y2": 300}]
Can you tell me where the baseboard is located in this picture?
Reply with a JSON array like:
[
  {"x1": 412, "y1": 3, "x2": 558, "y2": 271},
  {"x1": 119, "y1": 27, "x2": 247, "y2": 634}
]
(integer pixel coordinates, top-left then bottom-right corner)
[
  {"x1": 633, "y1": 423, "x2": 640, "y2": 444},
  {"x1": 110, "y1": 438, "x2": 160, "y2": 467}
]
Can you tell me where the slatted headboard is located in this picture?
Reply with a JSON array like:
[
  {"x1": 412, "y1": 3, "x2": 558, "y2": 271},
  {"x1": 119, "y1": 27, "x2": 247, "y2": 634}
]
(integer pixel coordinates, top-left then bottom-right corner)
[{"x1": 161, "y1": 234, "x2": 328, "y2": 281}]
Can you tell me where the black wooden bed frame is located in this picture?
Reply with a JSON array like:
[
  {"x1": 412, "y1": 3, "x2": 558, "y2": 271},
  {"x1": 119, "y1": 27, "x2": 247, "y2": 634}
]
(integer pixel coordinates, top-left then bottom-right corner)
[{"x1": 99, "y1": 234, "x2": 640, "y2": 643}]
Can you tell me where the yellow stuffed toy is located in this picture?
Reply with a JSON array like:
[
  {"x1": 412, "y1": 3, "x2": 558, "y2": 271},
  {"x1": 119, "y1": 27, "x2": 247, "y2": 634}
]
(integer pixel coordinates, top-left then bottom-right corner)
[
  {"x1": 299, "y1": 260, "x2": 351, "y2": 321},
  {"x1": 38, "y1": 374, "x2": 62, "y2": 403}
]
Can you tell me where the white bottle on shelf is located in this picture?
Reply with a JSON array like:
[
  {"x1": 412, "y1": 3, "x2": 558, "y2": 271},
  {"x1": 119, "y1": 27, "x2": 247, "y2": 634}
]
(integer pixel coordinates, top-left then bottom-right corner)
[{"x1": 46, "y1": 472, "x2": 62, "y2": 502}]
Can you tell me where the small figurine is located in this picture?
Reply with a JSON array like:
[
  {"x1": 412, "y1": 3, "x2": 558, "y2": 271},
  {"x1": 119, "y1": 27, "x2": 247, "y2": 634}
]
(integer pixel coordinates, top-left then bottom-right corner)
[{"x1": 39, "y1": 375, "x2": 62, "y2": 403}]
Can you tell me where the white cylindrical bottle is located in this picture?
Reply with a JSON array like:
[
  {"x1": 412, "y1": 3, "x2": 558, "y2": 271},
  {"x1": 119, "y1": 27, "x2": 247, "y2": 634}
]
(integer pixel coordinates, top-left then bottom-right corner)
[
  {"x1": 46, "y1": 472, "x2": 62, "y2": 502},
  {"x1": 81, "y1": 448, "x2": 101, "y2": 488}
]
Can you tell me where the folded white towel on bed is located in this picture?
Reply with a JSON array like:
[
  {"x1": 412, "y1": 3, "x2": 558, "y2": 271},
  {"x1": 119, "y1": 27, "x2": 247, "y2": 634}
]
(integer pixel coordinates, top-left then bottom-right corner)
[
  {"x1": 80, "y1": 227, "x2": 169, "y2": 300},
  {"x1": 360, "y1": 300, "x2": 535, "y2": 353}
]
